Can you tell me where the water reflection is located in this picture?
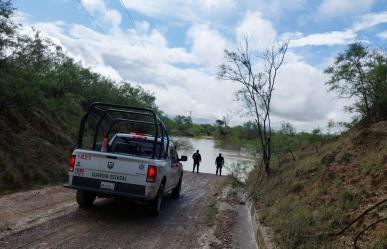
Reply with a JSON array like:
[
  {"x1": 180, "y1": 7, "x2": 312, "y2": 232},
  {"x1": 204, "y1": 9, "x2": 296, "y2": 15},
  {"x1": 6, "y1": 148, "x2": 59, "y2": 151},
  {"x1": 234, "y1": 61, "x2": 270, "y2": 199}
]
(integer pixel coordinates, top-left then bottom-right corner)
[{"x1": 177, "y1": 137, "x2": 254, "y2": 175}]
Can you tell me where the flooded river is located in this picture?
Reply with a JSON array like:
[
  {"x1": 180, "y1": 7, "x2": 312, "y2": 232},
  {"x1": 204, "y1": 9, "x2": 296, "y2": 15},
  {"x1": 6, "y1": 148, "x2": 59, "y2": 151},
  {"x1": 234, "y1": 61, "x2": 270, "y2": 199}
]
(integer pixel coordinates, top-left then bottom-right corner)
[{"x1": 177, "y1": 137, "x2": 254, "y2": 175}]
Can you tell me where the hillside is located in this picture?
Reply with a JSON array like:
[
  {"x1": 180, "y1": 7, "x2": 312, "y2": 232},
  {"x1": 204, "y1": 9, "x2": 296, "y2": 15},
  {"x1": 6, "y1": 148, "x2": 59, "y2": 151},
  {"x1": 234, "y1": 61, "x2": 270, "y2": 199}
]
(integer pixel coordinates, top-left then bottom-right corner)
[
  {"x1": 249, "y1": 121, "x2": 387, "y2": 248},
  {"x1": 0, "y1": 108, "x2": 76, "y2": 192},
  {"x1": 0, "y1": 2, "x2": 161, "y2": 192}
]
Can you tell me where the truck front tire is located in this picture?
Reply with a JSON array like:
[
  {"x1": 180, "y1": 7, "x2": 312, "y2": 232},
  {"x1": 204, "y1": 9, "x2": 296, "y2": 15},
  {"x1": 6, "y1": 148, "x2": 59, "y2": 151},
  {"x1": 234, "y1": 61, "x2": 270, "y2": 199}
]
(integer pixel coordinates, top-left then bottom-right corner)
[{"x1": 76, "y1": 190, "x2": 96, "y2": 207}]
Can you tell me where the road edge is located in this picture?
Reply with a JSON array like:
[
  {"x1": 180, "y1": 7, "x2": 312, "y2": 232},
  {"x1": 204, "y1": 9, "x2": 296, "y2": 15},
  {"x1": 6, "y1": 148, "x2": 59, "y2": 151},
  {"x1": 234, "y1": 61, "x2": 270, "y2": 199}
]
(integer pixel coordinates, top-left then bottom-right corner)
[{"x1": 247, "y1": 199, "x2": 276, "y2": 249}]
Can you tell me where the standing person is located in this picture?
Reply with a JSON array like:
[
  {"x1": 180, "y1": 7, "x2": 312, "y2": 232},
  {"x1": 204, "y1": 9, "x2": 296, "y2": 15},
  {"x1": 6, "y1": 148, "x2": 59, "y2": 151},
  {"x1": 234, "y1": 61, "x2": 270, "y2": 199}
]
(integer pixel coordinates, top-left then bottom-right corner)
[
  {"x1": 192, "y1": 150, "x2": 201, "y2": 173},
  {"x1": 215, "y1": 153, "x2": 224, "y2": 176}
]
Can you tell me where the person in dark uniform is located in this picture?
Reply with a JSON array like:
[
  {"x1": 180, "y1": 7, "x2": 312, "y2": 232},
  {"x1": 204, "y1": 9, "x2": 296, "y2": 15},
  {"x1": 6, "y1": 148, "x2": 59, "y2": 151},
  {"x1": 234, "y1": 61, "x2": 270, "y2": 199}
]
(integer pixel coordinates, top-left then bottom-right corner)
[
  {"x1": 192, "y1": 150, "x2": 201, "y2": 173},
  {"x1": 215, "y1": 153, "x2": 224, "y2": 176}
]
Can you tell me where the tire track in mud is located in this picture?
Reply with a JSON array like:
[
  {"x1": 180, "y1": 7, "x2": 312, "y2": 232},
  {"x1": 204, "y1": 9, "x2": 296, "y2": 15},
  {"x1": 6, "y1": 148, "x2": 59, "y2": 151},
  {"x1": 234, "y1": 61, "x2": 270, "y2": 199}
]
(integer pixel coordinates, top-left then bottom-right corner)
[{"x1": 0, "y1": 172, "x2": 224, "y2": 249}]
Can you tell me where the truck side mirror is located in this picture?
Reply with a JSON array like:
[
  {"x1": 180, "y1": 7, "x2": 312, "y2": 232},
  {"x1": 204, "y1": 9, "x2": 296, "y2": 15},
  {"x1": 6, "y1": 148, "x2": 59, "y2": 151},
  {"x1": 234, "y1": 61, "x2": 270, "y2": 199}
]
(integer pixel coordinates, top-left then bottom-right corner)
[{"x1": 179, "y1": 155, "x2": 188, "y2": 161}]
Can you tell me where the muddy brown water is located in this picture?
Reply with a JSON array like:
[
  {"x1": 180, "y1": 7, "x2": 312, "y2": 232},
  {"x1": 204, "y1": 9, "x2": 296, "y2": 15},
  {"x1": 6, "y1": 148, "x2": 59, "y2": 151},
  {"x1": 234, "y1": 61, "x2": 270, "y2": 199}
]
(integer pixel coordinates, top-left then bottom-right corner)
[{"x1": 178, "y1": 137, "x2": 254, "y2": 175}]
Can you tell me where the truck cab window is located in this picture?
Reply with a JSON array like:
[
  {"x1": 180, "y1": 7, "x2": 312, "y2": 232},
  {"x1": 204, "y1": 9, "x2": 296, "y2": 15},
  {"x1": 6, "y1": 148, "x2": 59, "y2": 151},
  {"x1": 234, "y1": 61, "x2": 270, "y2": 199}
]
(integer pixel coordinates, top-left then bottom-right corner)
[{"x1": 170, "y1": 147, "x2": 178, "y2": 161}]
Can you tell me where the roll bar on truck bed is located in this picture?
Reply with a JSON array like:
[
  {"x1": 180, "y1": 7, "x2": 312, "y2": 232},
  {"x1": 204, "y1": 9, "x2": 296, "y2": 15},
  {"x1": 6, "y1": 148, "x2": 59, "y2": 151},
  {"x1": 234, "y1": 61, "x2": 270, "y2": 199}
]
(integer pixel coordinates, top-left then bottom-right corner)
[{"x1": 76, "y1": 102, "x2": 169, "y2": 159}]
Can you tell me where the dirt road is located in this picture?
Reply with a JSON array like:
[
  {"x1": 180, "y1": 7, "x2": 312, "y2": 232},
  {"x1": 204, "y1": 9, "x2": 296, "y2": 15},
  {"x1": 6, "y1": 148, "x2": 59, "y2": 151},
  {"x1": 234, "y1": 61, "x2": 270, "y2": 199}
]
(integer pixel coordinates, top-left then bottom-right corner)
[{"x1": 0, "y1": 172, "x2": 225, "y2": 249}]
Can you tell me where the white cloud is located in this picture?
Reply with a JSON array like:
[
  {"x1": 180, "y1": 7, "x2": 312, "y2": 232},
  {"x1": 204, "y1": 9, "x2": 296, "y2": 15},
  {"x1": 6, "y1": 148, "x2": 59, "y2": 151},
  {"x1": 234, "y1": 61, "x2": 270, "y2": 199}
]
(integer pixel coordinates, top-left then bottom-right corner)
[
  {"x1": 198, "y1": 0, "x2": 235, "y2": 10},
  {"x1": 318, "y1": 0, "x2": 375, "y2": 18},
  {"x1": 287, "y1": 11, "x2": 387, "y2": 48},
  {"x1": 134, "y1": 20, "x2": 150, "y2": 34},
  {"x1": 352, "y1": 11, "x2": 387, "y2": 31},
  {"x1": 121, "y1": 0, "x2": 236, "y2": 23},
  {"x1": 255, "y1": 0, "x2": 306, "y2": 19},
  {"x1": 142, "y1": 65, "x2": 243, "y2": 122},
  {"x1": 21, "y1": 18, "x2": 241, "y2": 123},
  {"x1": 290, "y1": 30, "x2": 356, "y2": 47},
  {"x1": 272, "y1": 53, "x2": 342, "y2": 122},
  {"x1": 187, "y1": 24, "x2": 228, "y2": 68},
  {"x1": 18, "y1": 2, "x2": 355, "y2": 130},
  {"x1": 281, "y1": 31, "x2": 304, "y2": 40},
  {"x1": 235, "y1": 11, "x2": 277, "y2": 50},
  {"x1": 378, "y1": 30, "x2": 387, "y2": 39},
  {"x1": 80, "y1": 0, "x2": 122, "y2": 28}
]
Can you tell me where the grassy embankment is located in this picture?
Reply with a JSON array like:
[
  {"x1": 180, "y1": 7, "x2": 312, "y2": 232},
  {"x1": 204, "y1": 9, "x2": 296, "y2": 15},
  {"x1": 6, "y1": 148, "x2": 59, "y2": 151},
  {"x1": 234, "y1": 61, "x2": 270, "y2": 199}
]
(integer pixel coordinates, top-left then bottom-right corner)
[
  {"x1": 0, "y1": 109, "x2": 77, "y2": 194},
  {"x1": 246, "y1": 121, "x2": 387, "y2": 248}
]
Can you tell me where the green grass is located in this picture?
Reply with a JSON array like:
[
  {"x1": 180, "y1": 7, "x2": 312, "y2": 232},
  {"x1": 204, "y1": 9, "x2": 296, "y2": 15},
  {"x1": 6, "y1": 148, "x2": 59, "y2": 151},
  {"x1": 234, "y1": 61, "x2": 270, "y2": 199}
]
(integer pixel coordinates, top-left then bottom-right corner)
[
  {"x1": 368, "y1": 240, "x2": 387, "y2": 249},
  {"x1": 247, "y1": 121, "x2": 387, "y2": 248},
  {"x1": 205, "y1": 199, "x2": 219, "y2": 226}
]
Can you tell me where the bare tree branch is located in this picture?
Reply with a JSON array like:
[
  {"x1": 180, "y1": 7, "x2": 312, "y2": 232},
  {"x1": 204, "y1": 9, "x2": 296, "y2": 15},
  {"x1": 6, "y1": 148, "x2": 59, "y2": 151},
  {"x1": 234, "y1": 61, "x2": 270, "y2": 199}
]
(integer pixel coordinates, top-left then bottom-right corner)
[{"x1": 218, "y1": 37, "x2": 289, "y2": 174}]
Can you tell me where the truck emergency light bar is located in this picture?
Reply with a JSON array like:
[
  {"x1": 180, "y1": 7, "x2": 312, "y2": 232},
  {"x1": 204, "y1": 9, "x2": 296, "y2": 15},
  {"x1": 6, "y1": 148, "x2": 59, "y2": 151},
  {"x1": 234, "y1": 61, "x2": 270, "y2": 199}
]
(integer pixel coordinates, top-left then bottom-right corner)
[{"x1": 77, "y1": 102, "x2": 169, "y2": 159}]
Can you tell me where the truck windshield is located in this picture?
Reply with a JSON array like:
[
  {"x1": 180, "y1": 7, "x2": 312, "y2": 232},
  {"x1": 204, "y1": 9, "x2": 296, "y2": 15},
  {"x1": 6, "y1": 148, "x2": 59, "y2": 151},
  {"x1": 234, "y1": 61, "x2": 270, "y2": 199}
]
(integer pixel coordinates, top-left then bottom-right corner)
[{"x1": 109, "y1": 136, "x2": 165, "y2": 159}]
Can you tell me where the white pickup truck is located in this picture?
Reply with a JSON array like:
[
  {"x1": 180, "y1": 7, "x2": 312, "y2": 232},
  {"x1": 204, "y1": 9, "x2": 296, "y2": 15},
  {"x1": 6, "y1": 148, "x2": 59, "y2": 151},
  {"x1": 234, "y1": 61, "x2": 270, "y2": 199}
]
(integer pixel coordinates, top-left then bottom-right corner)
[{"x1": 65, "y1": 103, "x2": 187, "y2": 216}]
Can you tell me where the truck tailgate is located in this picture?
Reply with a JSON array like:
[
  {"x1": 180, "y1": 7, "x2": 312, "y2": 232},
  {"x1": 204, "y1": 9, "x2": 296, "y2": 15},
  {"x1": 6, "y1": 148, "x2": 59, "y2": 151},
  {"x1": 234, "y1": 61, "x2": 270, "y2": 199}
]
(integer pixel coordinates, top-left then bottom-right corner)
[{"x1": 72, "y1": 150, "x2": 148, "y2": 186}]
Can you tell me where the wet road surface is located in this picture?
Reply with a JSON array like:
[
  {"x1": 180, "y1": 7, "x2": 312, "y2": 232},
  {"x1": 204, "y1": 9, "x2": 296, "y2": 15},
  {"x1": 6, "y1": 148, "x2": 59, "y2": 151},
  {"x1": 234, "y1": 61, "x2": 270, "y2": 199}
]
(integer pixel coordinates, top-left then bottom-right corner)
[{"x1": 0, "y1": 172, "x2": 224, "y2": 249}]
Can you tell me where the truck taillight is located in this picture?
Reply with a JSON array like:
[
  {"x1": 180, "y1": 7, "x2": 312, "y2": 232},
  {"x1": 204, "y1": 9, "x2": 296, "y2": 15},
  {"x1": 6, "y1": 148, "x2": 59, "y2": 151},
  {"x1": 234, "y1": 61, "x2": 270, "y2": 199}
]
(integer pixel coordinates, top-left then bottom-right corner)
[
  {"x1": 69, "y1": 155, "x2": 76, "y2": 172},
  {"x1": 146, "y1": 165, "x2": 157, "y2": 183}
]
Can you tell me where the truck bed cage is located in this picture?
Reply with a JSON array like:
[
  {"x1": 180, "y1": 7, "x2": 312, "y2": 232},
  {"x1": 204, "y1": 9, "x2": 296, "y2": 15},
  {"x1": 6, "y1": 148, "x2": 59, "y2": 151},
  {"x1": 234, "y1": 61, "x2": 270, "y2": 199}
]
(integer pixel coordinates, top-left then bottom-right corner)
[{"x1": 77, "y1": 102, "x2": 169, "y2": 159}]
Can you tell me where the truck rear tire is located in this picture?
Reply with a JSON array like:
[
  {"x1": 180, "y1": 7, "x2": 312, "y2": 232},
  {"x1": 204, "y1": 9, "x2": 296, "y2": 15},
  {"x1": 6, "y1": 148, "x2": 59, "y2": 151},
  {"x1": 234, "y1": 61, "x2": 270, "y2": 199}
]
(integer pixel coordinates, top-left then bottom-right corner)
[
  {"x1": 172, "y1": 178, "x2": 182, "y2": 199},
  {"x1": 76, "y1": 190, "x2": 96, "y2": 207},
  {"x1": 149, "y1": 183, "x2": 165, "y2": 216}
]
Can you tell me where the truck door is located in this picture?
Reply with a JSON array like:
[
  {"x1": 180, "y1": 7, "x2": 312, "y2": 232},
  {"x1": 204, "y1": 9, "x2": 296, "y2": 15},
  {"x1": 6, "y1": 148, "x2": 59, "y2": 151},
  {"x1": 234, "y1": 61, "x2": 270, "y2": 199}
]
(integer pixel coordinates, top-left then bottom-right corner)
[{"x1": 169, "y1": 146, "x2": 180, "y2": 189}]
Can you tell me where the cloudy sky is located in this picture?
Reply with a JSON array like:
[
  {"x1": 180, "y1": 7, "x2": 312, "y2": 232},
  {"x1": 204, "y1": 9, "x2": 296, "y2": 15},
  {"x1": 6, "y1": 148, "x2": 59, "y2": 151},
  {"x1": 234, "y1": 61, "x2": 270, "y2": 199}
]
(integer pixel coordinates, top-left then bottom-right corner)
[{"x1": 15, "y1": 0, "x2": 387, "y2": 131}]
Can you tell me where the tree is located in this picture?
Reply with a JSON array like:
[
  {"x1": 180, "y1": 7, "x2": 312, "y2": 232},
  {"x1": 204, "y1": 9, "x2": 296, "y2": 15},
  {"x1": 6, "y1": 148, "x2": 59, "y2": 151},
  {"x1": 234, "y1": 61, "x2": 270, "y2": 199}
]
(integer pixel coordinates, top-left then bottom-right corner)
[
  {"x1": 327, "y1": 119, "x2": 335, "y2": 134},
  {"x1": 368, "y1": 49, "x2": 387, "y2": 119},
  {"x1": 173, "y1": 115, "x2": 192, "y2": 135},
  {"x1": 279, "y1": 121, "x2": 297, "y2": 161},
  {"x1": 325, "y1": 43, "x2": 387, "y2": 122},
  {"x1": 215, "y1": 116, "x2": 230, "y2": 137},
  {"x1": 218, "y1": 37, "x2": 288, "y2": 174},
  {"x1": 0, "y1": 0, "x2": 16, "y2": 64}
]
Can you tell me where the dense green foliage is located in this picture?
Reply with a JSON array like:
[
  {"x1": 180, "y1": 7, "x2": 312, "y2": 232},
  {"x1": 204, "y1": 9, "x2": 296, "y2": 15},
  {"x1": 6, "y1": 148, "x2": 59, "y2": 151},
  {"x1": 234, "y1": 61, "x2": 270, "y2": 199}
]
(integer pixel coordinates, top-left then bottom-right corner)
[
  {"x1": 325, "y1": 43, "x2": 387, "y2": 122},
  {"x1": 0, "y1": 1, "x2": 159, "y2": 192},
  {"x1": 163, "y1": 115, "x2": 216, "y2": 137},
  {"x1": 213, "y1": 121, "x2": 330, "y2": 159}
]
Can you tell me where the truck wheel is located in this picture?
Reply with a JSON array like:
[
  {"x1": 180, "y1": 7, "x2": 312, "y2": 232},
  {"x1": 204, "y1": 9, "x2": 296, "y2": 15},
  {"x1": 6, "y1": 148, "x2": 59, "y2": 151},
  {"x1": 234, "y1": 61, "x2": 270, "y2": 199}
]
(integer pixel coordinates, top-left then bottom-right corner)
[
  {"x1": 76, "y1": 190, "x2": 96, "y2": 207},
  {"x1": 172, "y1": 178, "x2": 182, "y2": 199},
  {"x1": 149, "y1": 183, "x2": 165, "y2": 216}
]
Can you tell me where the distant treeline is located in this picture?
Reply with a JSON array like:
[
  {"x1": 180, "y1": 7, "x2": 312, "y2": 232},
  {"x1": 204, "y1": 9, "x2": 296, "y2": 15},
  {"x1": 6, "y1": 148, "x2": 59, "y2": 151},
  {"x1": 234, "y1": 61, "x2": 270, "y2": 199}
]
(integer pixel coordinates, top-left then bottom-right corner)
[{"x1": 212, "y1": 121, "x2": 332, "y2": 157}]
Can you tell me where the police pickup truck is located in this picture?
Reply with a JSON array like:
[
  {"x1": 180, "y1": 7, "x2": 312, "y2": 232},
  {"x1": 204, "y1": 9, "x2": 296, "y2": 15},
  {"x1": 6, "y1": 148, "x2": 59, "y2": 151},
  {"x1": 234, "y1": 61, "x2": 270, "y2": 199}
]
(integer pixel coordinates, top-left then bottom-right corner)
[{"x1": 65, "y1": 103, "x2": 187, "y2": 216}]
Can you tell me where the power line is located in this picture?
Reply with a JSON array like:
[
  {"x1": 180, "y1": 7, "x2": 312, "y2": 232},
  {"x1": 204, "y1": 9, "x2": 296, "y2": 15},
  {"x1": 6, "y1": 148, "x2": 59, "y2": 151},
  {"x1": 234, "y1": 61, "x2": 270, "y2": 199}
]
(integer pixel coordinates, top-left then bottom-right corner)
[
  {"x1": 77, "y1": 0, "x2": 149, "y2": 87},
  {"x1": 77, "y1": 0, "x2": 105, "y2": 34},
  {"x1": 118, "y1": 0, "x2": 157, "y2": 68}
]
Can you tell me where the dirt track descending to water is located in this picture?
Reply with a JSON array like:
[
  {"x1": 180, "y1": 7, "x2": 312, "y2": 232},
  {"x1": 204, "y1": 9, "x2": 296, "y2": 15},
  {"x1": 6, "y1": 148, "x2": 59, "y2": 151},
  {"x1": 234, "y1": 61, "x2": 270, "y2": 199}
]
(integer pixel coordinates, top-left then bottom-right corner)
[{"x1": 0, "y1": 172, "x2": 224, "y2": 249}]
